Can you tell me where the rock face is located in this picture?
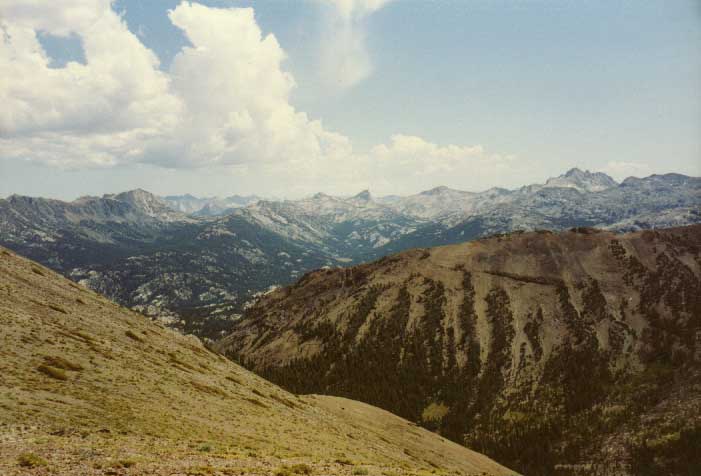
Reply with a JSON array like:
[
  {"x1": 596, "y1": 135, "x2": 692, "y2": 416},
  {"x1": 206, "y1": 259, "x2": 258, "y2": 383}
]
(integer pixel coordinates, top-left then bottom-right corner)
[
  {"x1": 543, "y1": 167, "x2": 619, "y2": 192},
  {"x1": 0, "y1": 245, "x2": 515, "y2": 476},
  {"x1": 218, "y1": 225, "x2": 701, "y2": 476}
]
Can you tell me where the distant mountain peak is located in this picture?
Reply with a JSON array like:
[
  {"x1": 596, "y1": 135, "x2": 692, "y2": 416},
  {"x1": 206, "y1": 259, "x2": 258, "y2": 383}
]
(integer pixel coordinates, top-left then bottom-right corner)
[
  {"x1": 112, "y1": 188, "x2": 159, "y2": 202},
  {"x1": 351, "y1": 189, "x2": 372, "y2": 201},
  {"x1": 545, "y1": 168, "x2": 617, "y2": 192},
  {"x1": 107, "y1": 189, "x2": 186, "y2": 220},
  {"x1": 564, "y1": 167, "x2": 585, "y2": 177},
  {"x1": 312, "y1": 192, "x2": 333, "y2": 200},
  {"x1": 420, "y1": 185, "x2": 451, "y2": 196}
]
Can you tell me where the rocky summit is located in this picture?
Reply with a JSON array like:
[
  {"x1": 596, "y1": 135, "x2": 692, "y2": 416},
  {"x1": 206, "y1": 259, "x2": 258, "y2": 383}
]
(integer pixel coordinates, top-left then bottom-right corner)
[{"x1": 218, "y1": 225, "x2": 701, "y2": 476}]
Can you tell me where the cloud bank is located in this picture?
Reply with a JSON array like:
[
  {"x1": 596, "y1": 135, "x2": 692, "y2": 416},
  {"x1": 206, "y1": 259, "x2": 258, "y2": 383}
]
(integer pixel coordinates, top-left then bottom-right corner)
[{"x1": 0, "y1": 0, "x2": 520, "y2": 196}]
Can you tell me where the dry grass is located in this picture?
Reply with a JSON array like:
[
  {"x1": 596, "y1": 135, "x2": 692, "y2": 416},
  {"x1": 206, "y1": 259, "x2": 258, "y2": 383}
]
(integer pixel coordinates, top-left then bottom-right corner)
[
  {"x1": 0, "y1": 246, "x2": 515, "y2": 476},
  {"x1": 17, "y1": 453, "x2": 47, "y2": 468}
]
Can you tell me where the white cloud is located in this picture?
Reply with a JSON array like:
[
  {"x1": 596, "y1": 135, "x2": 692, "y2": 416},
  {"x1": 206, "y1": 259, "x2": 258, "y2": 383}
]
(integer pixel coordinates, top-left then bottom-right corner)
[
  {"x1": 317, "y1": 0, "x2": 393, "y2": 91},
  {"x1": 0, "y1": 0, "x2": 521, "y2": 195},
  {"x1": 0, "y1": 0, "x2": 182, "y2": 166},
  {"x1": 149, "y1": 2, "x2": 351, "y2": 168}
]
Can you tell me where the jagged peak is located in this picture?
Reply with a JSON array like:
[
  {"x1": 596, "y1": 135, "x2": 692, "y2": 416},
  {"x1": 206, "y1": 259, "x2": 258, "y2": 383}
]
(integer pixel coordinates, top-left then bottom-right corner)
[
  {"x1": 563, "y1": 167, "x2": 585, "y2": 177},
  {"x1": 351, "y1": 189, "x2": 372, "y2": 201},
  {"x1": 544, "y1": 168, "x2": 617, "y2": 192}
]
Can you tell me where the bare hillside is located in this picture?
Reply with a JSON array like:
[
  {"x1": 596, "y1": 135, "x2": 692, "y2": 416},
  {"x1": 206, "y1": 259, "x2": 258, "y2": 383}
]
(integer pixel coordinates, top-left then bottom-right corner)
[{"x1": 0, "y1": 246, "x2": 515, "y2": 476}]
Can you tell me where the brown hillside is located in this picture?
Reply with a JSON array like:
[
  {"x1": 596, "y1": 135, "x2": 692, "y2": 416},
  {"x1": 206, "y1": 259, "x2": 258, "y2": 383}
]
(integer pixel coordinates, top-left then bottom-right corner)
[
  {"x1": 0, "y1": 246, "x2": 515, "y2": 476},
  {"x1": 217, "y1": 226, "x2": 701, "y2": 476}
]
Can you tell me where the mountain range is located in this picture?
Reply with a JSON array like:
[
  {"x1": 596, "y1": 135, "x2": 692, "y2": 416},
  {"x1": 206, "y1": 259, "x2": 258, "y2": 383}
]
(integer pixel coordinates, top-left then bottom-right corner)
[
  {"x1": 217, "y1": 225, "x2": 701, "y2": 475},
  {"x1": 1, "y1": 168, "x2": 699, "y2": 338},
  {"x1": 163, "y1": 193, "x2": 261, "y2": 216}
]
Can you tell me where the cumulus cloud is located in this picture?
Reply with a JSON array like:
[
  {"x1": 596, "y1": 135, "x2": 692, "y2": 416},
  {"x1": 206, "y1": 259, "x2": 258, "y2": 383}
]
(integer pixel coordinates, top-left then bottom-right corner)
[
  {"x1": 0, "y1": 0, "x2": 182, "y2": 166},
  {"x1": 152, "y1": 3, "x2": 351, "y2": 168},
  {"x1": 317, "y1": 0, "x2": 393, "y2": 90},
  {"x1": 0, "y1": 0, "x2": 520, "y2": 195}
]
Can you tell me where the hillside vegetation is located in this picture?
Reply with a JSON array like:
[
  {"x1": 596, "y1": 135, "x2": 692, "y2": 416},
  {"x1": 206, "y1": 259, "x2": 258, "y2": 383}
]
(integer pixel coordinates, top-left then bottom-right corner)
[
  {"x1": 218, "y1": 226, "x2": 701, "y2": 475},
  {"x1": 0, "y1": 246, "x2": 515, "y2": 476}
]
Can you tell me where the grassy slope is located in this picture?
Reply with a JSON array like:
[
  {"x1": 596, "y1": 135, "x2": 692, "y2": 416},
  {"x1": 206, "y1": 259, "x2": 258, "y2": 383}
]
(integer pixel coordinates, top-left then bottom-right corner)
[{"x1": 0, "y1": 246, "x2": 515, "y2": 476}]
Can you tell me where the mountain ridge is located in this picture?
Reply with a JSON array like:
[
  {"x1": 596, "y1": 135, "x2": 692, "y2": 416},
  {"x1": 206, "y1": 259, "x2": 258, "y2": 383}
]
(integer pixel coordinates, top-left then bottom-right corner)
[{"x1": 217, "y1": 225, "x2": 701, "y2": 475}]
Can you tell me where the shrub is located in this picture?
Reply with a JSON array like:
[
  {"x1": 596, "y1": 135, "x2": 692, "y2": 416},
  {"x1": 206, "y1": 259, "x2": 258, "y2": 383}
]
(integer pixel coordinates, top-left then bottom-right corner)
[
  {"x1": 37, "y1": 364, "x2": 67, "y2": 381},
  {"x1": 244, "y1": 397, "x2": 268, "y2": 408},
  {"x1": 190, "y1": 381, "x2": 227, "y2": 397},
  {"x1": 47, "y1": 304, "x2": 68, "y2": 314},
  {"x1": 352, "y1": 468, "x2": 369, "y2": 475},
  {"x1": 17, "y1": 453, "x2": 47, "y2": 468},
  {"x1": 168, "y1": 352, "x2": 197, "y2": 371},
  {"x1": 421, "y1": 402, "x2": 449, "y2": 424},
  {"x1": 251, "y1": 388, "x2": 265, "y2": 397},
  {"x1": 67, "y1": 329, "x2": 95, "y2": 343},
  {"x1": 289, "y1": 464, "x2": 312, "y2": 475},
  {"x1": 269, "y1": 393, "x2": 298, "y2": 409},
  {"x1": 275, "y1": 464, "x2": 312, "y2": 475},
  {"x1": 119, "y1": 459, "x2": 137, "y2": 468},
  {"x1": 108, "y1": 459, "x2": 137, "y2": 468},
  {"x1": 125, "y1": 330, "x2": 143, "y2": 342},
  {"x1": 225, "y1": 375, "x2": 242, "y2": 385},
  {"x1": 44, "y1": 355, "x2": 82, "y2": 371}
]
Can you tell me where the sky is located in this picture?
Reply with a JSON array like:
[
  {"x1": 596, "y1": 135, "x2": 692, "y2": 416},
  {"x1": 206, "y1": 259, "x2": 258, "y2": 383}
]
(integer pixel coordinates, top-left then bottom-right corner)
[{"x1": 0, "y1": 0, "x2": 699, "y2": 200}]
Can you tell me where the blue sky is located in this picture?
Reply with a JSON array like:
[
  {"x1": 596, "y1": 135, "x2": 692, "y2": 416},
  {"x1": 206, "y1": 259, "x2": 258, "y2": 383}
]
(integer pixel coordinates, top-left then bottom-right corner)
[{"x1": 1, "y1": 0, "x2": 699, "y2": 199}]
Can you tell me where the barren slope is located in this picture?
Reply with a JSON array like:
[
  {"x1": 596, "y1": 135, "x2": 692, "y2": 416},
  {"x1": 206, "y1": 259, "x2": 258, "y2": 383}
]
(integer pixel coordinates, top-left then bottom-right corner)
[
  {"x1": 0, "y1": 246, "x2": 515, "y2": 476},
  {"x1": 218, "y1": 226, "x2": 701, "y2": 476}
]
